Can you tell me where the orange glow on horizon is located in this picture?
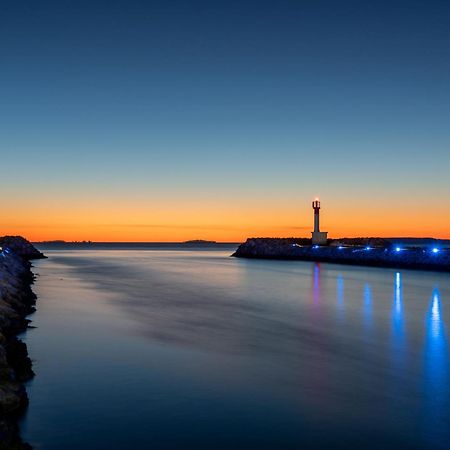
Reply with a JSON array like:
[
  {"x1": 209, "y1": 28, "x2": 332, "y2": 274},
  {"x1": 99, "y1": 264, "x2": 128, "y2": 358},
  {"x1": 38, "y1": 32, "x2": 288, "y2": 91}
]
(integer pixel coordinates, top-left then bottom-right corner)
[{"x1": 1, "y1": 196, "x2": 449, "y2": 242}]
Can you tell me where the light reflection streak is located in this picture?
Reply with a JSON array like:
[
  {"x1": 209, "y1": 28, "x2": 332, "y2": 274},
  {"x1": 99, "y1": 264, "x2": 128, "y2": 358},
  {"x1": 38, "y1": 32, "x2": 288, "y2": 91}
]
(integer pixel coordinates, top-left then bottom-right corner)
[
  {"x1": 336, "y1": 275, "x2": 344, "y2": 318},
  {"x1": 392, "y1": 274, "x2": 405, "y2": 336},
  {"x1": 423, "y1": 287, "x2": 449, "y2": 445},
  {"x1": 391, "y1": 272, "x2": 406, "y2": 368},
  {"x1": 312, "y1": 263, "x2": 321, "y2": 306},
  {"x1": 363, "y1": 283, "x2": 372, "y2": 330}
]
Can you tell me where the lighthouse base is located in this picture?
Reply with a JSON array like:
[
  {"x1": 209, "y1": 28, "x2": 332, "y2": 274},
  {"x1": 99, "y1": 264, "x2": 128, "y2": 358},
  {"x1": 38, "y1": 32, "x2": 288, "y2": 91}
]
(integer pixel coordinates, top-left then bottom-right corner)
[{"x1": 312, "y1": 231, "x2": 328, "y2": 246}]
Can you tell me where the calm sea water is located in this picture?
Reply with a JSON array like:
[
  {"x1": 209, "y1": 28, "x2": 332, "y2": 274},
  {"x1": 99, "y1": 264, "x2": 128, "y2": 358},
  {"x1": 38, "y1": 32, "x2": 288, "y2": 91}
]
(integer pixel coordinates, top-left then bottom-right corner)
[{"x1": 20, "y1": 245, "x2": 449, "y2": 449}]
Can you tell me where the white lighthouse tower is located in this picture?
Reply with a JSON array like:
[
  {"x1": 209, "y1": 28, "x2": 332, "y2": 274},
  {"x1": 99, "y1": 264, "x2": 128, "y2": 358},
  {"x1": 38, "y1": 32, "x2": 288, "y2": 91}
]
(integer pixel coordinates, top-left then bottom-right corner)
[{"x1": 311, "y1": 198, "x2": 328, "y2": 246}]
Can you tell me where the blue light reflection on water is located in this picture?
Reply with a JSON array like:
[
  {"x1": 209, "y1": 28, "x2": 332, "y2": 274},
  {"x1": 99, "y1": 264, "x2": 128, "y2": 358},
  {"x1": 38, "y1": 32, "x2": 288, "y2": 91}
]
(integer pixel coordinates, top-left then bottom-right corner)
[
  {"x1": 423, "y1": 287, "x2": 449, "y2": 446},
  {"x1": 313, "y1": 262, "x2": 321, "y2": 306},
  {"x1": 363, "y1": 283, "x2": 373, "y2": 330},
  {"x1": 391, "y1": 272, "x2": 406, "y2": 367},
  {"x1": 336, "y1": 275, "x2": 344, "y2": 319}
]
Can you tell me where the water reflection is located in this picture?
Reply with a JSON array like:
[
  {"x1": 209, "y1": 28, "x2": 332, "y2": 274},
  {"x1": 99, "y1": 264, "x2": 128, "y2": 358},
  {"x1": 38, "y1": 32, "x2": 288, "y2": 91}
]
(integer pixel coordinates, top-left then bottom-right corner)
[
  {"x1": 394, "y1": 273, "x2": 402, "y2": 317},
  {"x1": 336, "y1": 275, "x2": 344, "y2": 318},
  {"x1": 363, "y1": 283, "x2": 372, "y2": 330},
  {"x1": 423, "y1": 287, "x2": 449, "y2": 446},
  {"x1": 391, "y1": 272, "x2": 405, "y2": 365},
  {"x1": 25, "y1": 249, "x2": 450, "y2": 450},
  {"x1": 312, "y1": 263, "x2": 321, "y2": 306}
]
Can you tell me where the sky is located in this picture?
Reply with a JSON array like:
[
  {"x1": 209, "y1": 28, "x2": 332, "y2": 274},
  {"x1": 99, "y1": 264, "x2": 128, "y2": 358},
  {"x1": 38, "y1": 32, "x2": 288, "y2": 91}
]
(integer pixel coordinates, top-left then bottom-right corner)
[{"x1": 1, "y1": 0, "x2": 450, "y2": 241}]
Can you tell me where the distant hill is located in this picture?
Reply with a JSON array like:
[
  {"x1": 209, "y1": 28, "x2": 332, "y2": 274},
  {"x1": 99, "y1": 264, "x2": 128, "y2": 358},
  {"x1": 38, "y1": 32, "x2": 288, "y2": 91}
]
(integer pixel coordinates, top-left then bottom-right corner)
[
  {"x1": 37, "y1": 240, "x2": 67, "y2": 244},
  {"x1": 183, "y1": 240, "x2": 217, "y2": 245}
]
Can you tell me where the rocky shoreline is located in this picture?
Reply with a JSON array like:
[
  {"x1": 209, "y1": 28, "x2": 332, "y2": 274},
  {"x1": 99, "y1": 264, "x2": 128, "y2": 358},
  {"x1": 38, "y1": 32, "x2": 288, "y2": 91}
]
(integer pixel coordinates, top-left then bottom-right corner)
[
  {"x1": 232, "y1": 238, "x2": 450, "y2": 272},
  {"x1": 0, "y1": 237, "x2": 45, "y2": 450}
]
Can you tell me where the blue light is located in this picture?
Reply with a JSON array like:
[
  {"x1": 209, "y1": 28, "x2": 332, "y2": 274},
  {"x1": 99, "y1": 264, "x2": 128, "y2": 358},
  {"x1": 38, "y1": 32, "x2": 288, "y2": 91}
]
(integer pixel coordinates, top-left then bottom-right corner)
[
  {"x1": 432, "y1": 248, "x2": 439, "y2": 254},
  {"x1": 395, "y1": 247, "x2": 401, "y2": 252},
  {"x1": 313, "y1": 245, "x2": 319, "y2": 249},
  {"x1": 365, "y1": 246, "x2": 371, "y2": 251},
  {"x1": 338, "y1": 246, "x2": 344, "y2": 250}
]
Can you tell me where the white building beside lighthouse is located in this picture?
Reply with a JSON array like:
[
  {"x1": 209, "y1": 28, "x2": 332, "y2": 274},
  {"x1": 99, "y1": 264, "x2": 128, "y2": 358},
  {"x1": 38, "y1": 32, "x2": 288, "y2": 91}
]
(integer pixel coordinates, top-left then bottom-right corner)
[{"x1": 311, "y1": 198, "x2": 328, "y2": 245}]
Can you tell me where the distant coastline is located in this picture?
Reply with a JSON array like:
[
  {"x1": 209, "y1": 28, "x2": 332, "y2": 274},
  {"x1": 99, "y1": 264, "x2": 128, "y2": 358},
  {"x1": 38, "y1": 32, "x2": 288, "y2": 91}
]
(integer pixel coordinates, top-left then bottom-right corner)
[
  {"x1": 34, "y1": 240, "x2": 92, "y2": 244},
  {"x1": 183, "y1": 239, "x2": 217, "y2": 245},
  {"x1": 33, "y1": 241, "x2": 238, "y2": 250}
]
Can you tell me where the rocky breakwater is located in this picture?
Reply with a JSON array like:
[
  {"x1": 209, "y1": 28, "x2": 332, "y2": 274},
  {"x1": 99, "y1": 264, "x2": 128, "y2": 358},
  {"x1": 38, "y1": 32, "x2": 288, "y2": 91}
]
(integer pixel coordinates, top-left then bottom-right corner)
[
  {"x1": 0, "y1": 237, "x2": 45, "y2": 450},
  {"x1": 233, "y1": 238, "x2": 450, "y2": 272}
]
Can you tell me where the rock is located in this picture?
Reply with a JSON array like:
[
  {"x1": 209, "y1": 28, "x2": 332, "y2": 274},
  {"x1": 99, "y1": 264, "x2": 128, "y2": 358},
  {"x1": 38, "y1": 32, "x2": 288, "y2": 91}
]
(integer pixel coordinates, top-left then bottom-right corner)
[
  {"x1": 0, "y1": 419, "x2": 32, "y2": 450},
  {"x1": 0, "y1": 236, "x2": 42, "y2": 448},
  {"x1": 0, "y1": 236, "x2": 46, "y2": 260},
  {"x1": 232, "y1": 237, "x2": 450, "y2": 272},
  {"x1": 330, "y1": 237, "x2": 392, "y2": 248},
  {"x1": 5, "y1": 338, "x2": 34, "y2": 382}
]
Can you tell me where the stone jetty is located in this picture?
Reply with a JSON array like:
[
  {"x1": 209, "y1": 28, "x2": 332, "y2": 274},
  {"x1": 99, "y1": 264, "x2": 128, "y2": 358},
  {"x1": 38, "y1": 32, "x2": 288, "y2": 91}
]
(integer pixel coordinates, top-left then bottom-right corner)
[
  {"x1": 232, "y1": 238, "x2": 450, "y2": 272},
  {"x1": 0, "y1": 237, "x2": 44, "y2": 450}
]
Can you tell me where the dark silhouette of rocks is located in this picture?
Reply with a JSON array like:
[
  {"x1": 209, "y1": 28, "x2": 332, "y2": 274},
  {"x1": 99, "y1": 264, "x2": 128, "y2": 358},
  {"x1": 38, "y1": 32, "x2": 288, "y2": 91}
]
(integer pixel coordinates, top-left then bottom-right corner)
[
  {"x1": 0, "y1": 237, "x2": 42, "y2": 449},
  {"x1": 233, "y1": 237, "x2": 450, "y2": 272},
  {"x1": 0, "y1": 236, "x2": 45, "y2": 260}
]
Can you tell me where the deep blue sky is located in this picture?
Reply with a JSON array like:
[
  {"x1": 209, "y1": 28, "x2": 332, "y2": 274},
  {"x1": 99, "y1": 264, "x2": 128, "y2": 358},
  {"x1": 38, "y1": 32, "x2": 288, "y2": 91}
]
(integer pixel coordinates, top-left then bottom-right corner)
[{"x1": 1, "y1": 0, "x2": 450, "y2": 240}]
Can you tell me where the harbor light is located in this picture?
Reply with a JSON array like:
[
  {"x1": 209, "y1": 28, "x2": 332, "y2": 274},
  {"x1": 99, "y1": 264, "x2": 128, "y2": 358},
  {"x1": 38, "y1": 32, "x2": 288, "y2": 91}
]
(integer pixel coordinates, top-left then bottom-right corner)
[
  {"x1": 432, "y1": 248, "x2": 439, "y2": 254},
  {"x1": 395, "y1": 247, "x2": 401, "y2": 252},
  {"x1": 365, "y1": 246, "x2": 371, "y2": 251}
]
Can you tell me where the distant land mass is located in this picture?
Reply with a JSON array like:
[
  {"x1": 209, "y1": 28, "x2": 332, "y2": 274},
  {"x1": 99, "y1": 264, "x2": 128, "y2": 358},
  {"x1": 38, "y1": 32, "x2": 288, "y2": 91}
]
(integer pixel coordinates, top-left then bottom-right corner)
[
  {"x1": 32, "y1": 237, "x2": 450, "y2": 248},
  {"x1": 35, "y1": 240, "x2": 220, "y2": 245},
  {"x1": 38, "y1": 240, "x2": 67, "y2": 244},
  {"x1": 183, "y1": 240, "x2": 217, "y2": 245},
  {"x1": 32, "y1": 241, "x2": 239, "y2": 251},
  {"x1": 34, "y1": 240, "x2": 226, "y2": 246},
  {"x1": 36, "y1": 240, "x2": 92, "y2": 244}
]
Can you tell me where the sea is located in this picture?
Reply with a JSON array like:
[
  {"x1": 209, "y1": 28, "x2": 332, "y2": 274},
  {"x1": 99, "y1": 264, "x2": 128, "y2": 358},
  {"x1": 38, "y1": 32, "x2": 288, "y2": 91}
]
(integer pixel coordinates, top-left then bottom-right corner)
[{"x1": 19, "y1": 243, "x2": 450, "y2": 449}]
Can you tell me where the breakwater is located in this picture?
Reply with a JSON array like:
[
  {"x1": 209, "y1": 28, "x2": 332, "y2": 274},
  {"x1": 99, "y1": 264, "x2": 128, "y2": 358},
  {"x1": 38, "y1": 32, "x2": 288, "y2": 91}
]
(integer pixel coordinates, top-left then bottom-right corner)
[
  {"x1": 0, "y1": 237, "x2": 44, "y2": 449},
  {"x1": 232, "y1": 238, "x2": 450, "y2": 272}
]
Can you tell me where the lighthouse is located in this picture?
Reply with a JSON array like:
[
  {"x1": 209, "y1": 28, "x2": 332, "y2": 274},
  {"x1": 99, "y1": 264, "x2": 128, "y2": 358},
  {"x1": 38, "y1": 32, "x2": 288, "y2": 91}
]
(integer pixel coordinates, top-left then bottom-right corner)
[{"x1": 311, "y1": 198, "x2": 328, "y2": 246}]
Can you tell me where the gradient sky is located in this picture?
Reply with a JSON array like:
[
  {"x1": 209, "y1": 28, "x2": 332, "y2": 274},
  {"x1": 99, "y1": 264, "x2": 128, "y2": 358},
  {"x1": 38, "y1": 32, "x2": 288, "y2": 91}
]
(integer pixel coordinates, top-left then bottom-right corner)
[{"x1": 1, "y1": 0, "x2": 450, "y2": 241}]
